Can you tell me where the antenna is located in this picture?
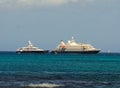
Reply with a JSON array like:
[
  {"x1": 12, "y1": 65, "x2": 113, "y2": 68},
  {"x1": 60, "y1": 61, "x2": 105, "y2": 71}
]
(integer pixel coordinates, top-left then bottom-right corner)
[
  {"x1": 72, "y1": 36, "x2": 74, "y2": 40},
  {"x1": 71, "y1": 36, "x2": 75, "y2": 42}
]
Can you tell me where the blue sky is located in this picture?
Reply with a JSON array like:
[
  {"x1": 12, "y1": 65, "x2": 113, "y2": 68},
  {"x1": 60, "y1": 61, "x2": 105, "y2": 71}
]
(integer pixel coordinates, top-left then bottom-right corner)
[{"x1": 0, "y1": 0, "x2": 120, "y2": 52}]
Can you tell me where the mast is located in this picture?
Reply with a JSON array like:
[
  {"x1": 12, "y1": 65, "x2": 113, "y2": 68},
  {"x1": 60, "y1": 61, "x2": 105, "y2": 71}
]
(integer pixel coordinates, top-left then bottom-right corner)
[{"x1": 28, "y1": 41, "x2": 33, "y2": 47}]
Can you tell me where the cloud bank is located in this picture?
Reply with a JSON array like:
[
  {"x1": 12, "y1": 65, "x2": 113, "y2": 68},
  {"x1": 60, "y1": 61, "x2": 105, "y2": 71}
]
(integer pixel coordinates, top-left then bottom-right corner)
[{"x1": 0, "y1": 0, "x2": 94, "y2": 8}]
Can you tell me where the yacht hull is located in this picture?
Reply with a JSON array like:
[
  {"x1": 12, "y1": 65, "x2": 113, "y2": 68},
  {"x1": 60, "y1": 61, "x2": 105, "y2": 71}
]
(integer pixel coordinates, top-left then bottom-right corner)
[
  {"x1": 16, "y1": 50, "x2": 49, "y2": 54},
  {"x1": 51, "y1": 50, "x2": 100, "y2": 54}
]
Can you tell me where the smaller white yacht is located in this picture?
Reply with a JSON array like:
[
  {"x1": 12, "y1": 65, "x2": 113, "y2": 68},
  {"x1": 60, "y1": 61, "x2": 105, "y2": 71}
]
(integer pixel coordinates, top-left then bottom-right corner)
[{"x1": 16, "y1": 41, "x2": 49, "y2": 53}]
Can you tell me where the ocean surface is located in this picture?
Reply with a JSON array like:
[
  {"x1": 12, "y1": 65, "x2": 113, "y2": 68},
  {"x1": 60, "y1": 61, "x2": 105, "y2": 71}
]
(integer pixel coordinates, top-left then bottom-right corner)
[{"x1": 0, "y1": 52, "x2": 120, "y2": 88}]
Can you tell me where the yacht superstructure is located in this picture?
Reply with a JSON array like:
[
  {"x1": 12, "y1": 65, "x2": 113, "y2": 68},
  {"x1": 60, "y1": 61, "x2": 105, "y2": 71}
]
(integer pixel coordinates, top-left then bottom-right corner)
[{"x1": 51, "y1": 37, "x2": 100, "y2": 54}]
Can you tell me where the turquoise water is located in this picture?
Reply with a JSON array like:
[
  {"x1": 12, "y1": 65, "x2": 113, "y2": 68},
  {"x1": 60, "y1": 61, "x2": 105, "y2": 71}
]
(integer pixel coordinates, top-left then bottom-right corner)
[{"x1": 0, "y1": 52, "x2": 120, "y2": 88}]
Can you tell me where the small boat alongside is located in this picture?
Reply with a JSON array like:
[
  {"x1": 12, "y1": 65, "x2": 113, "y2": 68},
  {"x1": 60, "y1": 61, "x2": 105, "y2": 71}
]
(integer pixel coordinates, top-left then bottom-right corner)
[
  {"x1": 16, "y1": 41, "x2": 49, "y2": 54},
  {"x1": 51, "y1": 37, "x2": 100, "y2": 54}
]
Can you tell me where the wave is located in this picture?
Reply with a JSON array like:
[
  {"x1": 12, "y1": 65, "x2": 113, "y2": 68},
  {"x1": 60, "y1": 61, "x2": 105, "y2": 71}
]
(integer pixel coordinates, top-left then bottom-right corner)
[
  {"x1": 0, "y1": 71, "x2": 120, "y2": 81},
  {"x1": 26, "y1": 83, "x2": 64, "y2": 88},
  {"x1": 1, "y1": 70, "x2": 120, "y2": 75},
  {"x1": 0, "y1": 80, "x2": 119, "y2": 88}
]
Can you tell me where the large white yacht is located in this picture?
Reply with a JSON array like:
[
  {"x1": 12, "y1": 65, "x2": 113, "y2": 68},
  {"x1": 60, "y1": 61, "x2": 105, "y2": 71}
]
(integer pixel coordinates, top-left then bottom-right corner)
[
  {"x1": 16, "y1": 41, "x2": 49, "y2": 54},
  {"x1": 51, "y1": 37, "x2": 100, "y2": 54}
]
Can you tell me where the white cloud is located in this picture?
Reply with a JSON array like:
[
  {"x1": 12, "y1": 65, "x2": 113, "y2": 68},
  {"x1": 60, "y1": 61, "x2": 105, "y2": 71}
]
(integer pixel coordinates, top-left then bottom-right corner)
[{"x1": 0, "y1": 0, "x2": 94, "y2": 8}]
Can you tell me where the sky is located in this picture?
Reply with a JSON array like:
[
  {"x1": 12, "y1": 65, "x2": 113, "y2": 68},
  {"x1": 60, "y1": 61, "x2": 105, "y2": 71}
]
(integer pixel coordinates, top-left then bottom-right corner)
[{"x1": 0, "y1": 0, "x2": 120, "y2": 52}]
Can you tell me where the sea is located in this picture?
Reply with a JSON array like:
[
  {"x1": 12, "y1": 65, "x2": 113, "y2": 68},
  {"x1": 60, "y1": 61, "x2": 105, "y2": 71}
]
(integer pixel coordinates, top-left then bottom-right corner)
[{"x1": 0, "y1": 52, "x2": 120, "y2": 88}]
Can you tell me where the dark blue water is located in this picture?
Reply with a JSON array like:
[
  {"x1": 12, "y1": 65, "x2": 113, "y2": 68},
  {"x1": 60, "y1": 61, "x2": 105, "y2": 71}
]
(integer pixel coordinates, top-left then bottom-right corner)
[{"x1": 0, "y1": 52, "x2": 120, "y2": 88}]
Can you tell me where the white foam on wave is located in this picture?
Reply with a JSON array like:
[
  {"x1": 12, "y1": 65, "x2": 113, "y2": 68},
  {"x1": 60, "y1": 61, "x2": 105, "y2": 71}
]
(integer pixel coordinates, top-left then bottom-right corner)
[{"x1": 27, "y1": 83, "x2": 64, "y2": 88}]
